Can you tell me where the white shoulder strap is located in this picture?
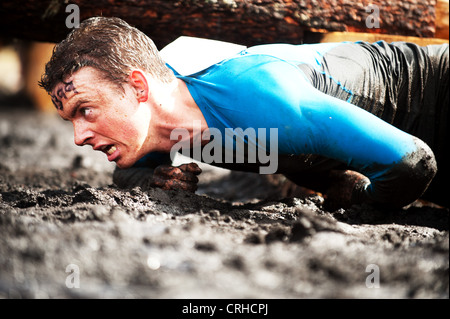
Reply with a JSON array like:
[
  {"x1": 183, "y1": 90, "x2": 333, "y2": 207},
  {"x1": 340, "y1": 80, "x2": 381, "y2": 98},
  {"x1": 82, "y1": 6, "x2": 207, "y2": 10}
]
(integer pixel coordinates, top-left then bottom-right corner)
[{"x1": 160, "y1": 36, "x2": 247, "y2": 76}]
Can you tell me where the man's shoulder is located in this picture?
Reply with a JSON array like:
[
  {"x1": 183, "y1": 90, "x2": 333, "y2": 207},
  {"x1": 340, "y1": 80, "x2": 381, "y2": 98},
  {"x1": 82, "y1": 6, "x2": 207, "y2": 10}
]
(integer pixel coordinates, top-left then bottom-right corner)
[{"x1": 160, "y1": 36, "x2": 246, "y2": 76}]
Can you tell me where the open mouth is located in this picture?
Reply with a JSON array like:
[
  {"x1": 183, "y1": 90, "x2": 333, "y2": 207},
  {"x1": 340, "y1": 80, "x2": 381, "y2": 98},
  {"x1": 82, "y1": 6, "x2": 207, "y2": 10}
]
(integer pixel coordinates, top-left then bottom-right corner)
[{"x1": 101, "y1": 145, "x2": 117, "y2": 155}]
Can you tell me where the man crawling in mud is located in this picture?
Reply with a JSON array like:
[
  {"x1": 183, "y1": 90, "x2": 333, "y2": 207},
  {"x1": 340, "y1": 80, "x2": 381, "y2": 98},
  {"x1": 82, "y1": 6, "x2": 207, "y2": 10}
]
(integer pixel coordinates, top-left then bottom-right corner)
[{"x1": 39, "y1": 17, "x2": 449, "y2": 210}]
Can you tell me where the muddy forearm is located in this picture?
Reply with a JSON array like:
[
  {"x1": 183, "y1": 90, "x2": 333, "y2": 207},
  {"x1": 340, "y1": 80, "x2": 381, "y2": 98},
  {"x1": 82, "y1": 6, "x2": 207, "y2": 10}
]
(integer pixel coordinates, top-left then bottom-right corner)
[
  {"x1": 353, "y1": 138, "x2": 437, "y2": 208},
  {"x1": 113, "y1": 163, "x2": 202, "y2": 192}
]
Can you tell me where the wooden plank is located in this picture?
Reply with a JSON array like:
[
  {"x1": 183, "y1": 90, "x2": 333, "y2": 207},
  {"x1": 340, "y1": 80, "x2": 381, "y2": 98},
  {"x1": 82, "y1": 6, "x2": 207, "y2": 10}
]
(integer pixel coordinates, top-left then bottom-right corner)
[{"x1": 306, "y1": 31, "x2": 449, "y2": 46}]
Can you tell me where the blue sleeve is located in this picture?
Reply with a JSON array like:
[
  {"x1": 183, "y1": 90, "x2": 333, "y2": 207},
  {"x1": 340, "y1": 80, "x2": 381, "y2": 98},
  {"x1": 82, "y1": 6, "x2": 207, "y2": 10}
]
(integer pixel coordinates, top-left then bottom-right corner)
[
  {"x1": 290, "y1": 74, "x2": 418, "y2": 176},
  {"x1": 256, "y1": 61, "x2": 436, "y2": 206}
]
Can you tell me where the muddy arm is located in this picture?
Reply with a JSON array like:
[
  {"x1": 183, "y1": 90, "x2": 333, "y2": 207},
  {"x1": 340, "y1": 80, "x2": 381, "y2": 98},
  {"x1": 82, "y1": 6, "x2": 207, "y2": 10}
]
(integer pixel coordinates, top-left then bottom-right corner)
[
  {"x1": 287, "y1": 138, "x2": 437, "y2": 210},
  {"x1": 351, "y1": 138, "x2": 437, "y2": 208},
  {"x1": 287, "y1": 76, "x2": 438, "y2": 208}
]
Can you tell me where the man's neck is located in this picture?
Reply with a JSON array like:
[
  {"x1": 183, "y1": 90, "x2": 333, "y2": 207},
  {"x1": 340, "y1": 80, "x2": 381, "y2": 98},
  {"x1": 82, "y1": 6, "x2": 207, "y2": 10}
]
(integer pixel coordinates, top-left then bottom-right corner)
[{"x1": 147, "y1": 78, "x2": 209, "y2": 152}]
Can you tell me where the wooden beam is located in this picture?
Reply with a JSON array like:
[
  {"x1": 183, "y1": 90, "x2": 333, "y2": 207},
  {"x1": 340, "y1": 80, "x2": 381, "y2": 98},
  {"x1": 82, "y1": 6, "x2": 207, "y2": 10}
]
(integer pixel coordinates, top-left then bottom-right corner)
[{"x1": 0, "y1": 0, "x2": 444, "y2": 47}]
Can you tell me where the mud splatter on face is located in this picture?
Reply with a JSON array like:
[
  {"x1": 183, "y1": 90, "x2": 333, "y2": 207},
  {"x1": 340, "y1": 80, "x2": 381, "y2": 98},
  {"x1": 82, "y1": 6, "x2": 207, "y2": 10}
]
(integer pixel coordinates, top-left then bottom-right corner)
[{"x1": 51, "y1": 80, "x2": 79, "y2": 110}]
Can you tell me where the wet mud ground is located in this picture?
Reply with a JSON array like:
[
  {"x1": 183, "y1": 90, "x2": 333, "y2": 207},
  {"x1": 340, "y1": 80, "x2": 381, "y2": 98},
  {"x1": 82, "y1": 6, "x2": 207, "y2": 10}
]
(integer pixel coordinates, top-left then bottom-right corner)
[{"x1": 0, "y1": 109, "x2": 448, "y2": 299}]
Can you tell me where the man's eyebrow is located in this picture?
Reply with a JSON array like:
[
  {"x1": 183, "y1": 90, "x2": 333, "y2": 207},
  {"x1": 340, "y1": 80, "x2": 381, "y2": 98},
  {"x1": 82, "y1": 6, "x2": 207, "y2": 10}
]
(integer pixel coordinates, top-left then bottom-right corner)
[{"x1": 68, "y1": 98, "x2": 90, "y2": 119}]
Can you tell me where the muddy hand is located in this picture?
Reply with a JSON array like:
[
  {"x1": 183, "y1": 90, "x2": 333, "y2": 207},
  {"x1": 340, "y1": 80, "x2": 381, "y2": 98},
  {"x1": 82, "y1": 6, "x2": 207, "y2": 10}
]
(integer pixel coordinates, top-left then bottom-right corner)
[
  {"x1": 151, "y1": 163, "x2": 202, "y2": 192},
  {"x1": 324, "y1": 170, "x2": 370, "y2": 211}
]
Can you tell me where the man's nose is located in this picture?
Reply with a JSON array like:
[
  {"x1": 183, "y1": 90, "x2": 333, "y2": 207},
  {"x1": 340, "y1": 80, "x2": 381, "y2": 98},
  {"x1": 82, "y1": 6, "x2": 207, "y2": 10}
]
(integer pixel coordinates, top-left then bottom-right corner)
[{"x1": 73, "y1": 121, "x2": 94, "y2": 146}]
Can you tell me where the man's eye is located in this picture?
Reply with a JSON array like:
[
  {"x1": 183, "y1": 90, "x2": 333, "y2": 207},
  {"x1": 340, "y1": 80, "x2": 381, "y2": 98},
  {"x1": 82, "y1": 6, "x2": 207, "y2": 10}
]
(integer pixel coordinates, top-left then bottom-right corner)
[{"x1": 80, "y1": 107, "x2": 92, "y2": 117}]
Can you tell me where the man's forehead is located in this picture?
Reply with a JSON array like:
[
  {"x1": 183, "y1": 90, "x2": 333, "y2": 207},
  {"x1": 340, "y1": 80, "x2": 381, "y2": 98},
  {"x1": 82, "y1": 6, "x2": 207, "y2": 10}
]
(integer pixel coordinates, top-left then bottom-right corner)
[
  {"x1": 51, "y1": 79, "x2": 78, "y2": 111},
  {"x1": 51, "y1": 67, "x2": 125, "y2": 111},
  {"x1": 53, "y1": 67, "x2": 106, "y2": 92},
  {"x1": 51, "y1": 68, "x2": 99, "y2": 111}
]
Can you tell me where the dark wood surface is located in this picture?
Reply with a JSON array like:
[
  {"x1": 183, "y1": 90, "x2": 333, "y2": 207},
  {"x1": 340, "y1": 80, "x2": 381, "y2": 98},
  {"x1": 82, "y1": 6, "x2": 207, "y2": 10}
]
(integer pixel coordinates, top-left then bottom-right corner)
[{"x1": 0, "y1": 0, "x2": 442, "y2": 47}]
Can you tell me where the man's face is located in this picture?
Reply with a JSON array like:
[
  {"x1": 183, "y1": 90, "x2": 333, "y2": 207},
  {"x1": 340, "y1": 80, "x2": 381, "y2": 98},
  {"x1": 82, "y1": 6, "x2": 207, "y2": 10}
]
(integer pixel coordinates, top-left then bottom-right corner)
[{"x1": 52, "y1": 67, "x2": 152, "y2": 169}]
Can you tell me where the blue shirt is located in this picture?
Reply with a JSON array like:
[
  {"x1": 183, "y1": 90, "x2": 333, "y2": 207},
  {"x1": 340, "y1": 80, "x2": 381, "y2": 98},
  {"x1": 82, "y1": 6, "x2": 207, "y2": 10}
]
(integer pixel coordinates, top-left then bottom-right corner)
[{"x1": 136, "y1": 40, "x2": 438, "y2": 207}]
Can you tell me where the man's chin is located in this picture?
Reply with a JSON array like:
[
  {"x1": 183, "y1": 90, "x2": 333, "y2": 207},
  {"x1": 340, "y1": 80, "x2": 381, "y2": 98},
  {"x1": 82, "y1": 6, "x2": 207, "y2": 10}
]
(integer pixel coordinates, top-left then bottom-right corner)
[{"x1": 114, "y1": 159, "x2": 135, "y2": 169}]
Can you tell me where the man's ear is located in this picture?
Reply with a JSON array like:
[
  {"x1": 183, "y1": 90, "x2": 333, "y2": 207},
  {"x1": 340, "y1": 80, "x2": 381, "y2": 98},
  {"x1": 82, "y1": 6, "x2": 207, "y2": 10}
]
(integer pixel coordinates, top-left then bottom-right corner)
[{"x1": 129, "y1": 70, "x2": 149, "y2": 103}]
